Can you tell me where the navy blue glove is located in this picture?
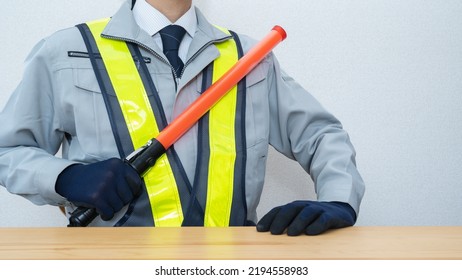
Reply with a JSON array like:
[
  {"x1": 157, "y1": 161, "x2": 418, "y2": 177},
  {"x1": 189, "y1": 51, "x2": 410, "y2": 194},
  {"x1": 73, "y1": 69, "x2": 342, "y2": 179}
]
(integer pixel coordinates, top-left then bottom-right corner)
[
  {"x1": 55, "y1": 158, "x2": 142, "y2": 221},
  {"x1": 256, "y1": 201, "x2": 356, "y2": 236}
]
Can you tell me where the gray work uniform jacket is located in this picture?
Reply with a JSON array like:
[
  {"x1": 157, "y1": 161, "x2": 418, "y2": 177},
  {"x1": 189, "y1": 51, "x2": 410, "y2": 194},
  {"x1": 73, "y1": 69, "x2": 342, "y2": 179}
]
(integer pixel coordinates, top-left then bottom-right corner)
[{"x1": 0, "y1": 1, "x2": 365, "y2": 226}]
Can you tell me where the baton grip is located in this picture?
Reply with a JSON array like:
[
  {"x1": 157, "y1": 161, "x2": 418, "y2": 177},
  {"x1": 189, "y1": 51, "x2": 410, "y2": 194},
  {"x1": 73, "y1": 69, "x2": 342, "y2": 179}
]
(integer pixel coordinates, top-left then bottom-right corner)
[
  {"x1": 68, "y1": 207, "x2": 98, "y2": 227},
  {"x1": 67, "y1": 139, "x2": 166, "y2": 227}
]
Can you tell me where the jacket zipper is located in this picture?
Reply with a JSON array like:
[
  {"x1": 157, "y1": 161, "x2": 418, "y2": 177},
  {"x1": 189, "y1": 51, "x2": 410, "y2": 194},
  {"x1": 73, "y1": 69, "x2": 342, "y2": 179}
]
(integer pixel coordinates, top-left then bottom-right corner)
[
  {"x1": 100, "y1": 34, "x2": 233, "y2": 90},
  {"x1": 101, "y1": 34, "x2": 179, "y2": 89}
]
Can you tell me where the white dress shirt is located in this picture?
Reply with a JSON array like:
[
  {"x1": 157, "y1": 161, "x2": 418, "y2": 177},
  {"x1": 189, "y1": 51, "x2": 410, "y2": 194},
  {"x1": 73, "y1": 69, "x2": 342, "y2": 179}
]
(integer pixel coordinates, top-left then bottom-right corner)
[{"x1": 132, "y1": 0, "x2": 197, "y2": 63}]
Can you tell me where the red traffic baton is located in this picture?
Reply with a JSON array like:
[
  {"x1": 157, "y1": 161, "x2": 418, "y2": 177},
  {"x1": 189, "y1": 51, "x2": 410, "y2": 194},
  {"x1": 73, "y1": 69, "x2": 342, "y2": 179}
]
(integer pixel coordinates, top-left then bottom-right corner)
[
  {"x1": 157, "y1": 25, "x2": 287, "y2": 148},
  {"x1": 68, "y1": 26, "x2": 287, "y2": 227}
]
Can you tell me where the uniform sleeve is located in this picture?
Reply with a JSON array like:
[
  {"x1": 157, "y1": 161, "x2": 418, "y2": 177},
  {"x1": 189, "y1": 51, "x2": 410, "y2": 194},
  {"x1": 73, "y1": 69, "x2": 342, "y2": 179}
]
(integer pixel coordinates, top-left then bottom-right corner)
[
  {"x1": 0, "y1": 38, "x2": 75, "y2": 206},
  {"x1": 267, "y1": 54, "x2": 365, "y2": 214}
]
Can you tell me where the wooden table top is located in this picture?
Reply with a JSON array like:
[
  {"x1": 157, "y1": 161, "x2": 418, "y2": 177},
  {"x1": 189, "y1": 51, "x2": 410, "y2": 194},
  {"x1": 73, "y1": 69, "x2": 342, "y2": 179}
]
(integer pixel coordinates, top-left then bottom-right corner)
[{"x1": 1, "y1": 226, "x2": 461, "y2": 260}]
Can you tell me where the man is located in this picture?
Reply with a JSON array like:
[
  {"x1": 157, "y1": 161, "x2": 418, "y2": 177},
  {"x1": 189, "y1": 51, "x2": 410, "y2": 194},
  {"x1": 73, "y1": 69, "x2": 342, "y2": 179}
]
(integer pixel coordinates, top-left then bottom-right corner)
[{"x1": 0, "y1": 0, "x2": 364, "y2": 235}]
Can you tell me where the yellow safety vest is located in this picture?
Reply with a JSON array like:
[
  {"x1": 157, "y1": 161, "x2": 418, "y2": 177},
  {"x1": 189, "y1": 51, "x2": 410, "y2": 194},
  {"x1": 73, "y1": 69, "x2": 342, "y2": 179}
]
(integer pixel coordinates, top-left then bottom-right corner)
[{"x1": 76, "y1": 18, "x2": 248, "y2": 227}]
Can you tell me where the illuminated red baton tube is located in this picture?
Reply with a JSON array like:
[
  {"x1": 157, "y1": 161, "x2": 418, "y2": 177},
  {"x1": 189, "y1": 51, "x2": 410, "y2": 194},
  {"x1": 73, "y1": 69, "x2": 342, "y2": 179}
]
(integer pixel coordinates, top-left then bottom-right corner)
[{"x1": 156, "y1": 25, "x2": 287, "y2": 148}]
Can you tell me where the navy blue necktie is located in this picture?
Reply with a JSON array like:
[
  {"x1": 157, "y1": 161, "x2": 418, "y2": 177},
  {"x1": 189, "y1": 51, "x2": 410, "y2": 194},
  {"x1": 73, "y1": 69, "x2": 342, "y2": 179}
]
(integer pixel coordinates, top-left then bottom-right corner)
[{"x1": 159, "y1": 25, "x2": 186, "y2": 78}]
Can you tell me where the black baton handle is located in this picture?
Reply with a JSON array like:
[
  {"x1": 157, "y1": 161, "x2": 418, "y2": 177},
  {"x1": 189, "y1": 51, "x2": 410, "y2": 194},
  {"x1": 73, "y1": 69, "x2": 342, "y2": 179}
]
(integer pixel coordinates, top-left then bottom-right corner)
[{"x1": 67, "y1": 139, "x2": 166, "y2": 227}]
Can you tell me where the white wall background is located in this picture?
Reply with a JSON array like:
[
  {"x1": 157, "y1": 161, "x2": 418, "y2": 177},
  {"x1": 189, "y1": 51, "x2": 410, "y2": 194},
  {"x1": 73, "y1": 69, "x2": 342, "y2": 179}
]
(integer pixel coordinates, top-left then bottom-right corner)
[{"x1": 1, "y1": 0, "x2": 461, "y2": 227}]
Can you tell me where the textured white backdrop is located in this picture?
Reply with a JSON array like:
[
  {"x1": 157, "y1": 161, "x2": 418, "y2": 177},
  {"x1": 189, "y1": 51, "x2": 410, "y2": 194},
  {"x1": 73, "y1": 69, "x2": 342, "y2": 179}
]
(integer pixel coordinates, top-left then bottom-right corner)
[{"x1": 1, "y1": 0, "x2": 462, "y2": 227}]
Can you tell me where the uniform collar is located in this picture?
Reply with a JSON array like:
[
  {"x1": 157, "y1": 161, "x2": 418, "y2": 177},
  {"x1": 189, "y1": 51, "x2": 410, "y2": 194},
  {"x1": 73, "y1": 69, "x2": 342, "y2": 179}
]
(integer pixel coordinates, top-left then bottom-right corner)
[
  {"x1": 102, "y1": 1, "x2": 231, "y2": 50},
  {"x1": 132, "y1": 0, "x2": 197, "y2": 38},
  {"x1": 101, "y1": 1, "x2": 233, "y2": 88}
]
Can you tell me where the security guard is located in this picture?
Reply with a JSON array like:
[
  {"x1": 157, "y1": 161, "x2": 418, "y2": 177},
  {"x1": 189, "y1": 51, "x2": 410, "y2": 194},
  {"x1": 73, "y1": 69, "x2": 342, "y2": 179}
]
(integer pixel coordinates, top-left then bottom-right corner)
[{"x1": 0, "y1": 0, "x2": 365, "y2": 235}]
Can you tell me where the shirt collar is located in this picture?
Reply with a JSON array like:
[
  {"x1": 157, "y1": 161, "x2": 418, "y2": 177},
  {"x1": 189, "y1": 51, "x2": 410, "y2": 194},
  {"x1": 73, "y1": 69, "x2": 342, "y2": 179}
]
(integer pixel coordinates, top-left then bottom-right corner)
[{"x1": 133, "y1": 0, "x2": 197, "y2": 37}]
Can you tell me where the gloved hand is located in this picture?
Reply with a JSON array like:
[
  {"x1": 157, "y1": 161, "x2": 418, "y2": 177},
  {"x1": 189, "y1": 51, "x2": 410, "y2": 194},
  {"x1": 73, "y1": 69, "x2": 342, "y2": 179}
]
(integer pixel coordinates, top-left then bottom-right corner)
[
  {"x1": 256, "y1": 200, "x2": 356, "y2": 236},
  {"x1": 55, "y1": 158, "x2": 142, "y2": 221}
]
